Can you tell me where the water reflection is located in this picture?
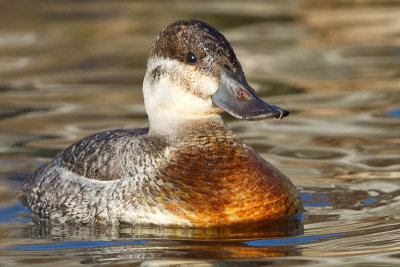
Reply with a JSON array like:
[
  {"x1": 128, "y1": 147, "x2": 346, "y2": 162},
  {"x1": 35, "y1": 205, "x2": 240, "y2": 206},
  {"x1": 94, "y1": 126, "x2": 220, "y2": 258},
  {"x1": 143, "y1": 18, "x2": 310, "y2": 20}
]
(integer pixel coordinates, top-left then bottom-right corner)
[
  {"x1": 3, "y1": 210, "x2": 305, "y2": 262},
  {"x1": 13, "y1": 208, "x2": 303, "y2": 240}
]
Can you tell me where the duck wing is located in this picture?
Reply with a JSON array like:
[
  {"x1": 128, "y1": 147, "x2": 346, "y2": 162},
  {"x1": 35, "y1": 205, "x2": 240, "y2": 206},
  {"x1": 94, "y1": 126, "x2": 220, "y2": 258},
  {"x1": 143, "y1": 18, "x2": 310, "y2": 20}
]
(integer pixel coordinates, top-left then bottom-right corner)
[{"x1": 61, "y1": 128, "x2": 150, "y2": 181}]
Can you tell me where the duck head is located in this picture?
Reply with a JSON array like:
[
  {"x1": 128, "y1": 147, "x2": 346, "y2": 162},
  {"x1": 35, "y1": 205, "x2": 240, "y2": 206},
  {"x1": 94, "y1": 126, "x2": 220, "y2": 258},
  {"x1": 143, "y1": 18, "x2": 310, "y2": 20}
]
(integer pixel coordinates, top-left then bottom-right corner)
[{"x1": 143, "y1": 20, "x2": 289, "y2": 135}]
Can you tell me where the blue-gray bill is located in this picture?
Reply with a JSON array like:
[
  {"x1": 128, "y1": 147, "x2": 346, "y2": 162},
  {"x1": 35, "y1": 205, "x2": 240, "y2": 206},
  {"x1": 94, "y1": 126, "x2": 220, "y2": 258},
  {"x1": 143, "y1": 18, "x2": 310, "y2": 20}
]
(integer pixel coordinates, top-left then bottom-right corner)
[{"x1": 212, "y1": 67, "x2": 289, "y2": 120}]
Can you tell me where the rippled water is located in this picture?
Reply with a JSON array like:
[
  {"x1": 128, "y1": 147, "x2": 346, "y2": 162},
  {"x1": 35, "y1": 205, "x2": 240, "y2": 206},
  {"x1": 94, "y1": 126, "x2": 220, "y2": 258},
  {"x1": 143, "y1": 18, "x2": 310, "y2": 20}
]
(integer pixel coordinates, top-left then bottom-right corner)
[{"x1": 1, "y1": 0, "x2": 400, "y2": 266}]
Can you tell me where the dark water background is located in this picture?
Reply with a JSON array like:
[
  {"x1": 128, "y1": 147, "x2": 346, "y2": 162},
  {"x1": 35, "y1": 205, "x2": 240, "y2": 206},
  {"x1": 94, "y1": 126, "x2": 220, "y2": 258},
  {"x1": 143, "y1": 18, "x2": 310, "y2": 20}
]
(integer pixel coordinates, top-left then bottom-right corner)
[{"x1": 1, "y1": 0, "x2": 400, "y2": 266}]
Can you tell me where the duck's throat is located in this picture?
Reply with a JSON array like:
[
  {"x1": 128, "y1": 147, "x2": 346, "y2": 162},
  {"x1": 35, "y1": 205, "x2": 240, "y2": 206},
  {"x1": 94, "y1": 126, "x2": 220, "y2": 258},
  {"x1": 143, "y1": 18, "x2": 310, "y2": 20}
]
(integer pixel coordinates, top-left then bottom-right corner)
[{"x1": 148, "y1": 114, "x2": 225, "y2": 141}]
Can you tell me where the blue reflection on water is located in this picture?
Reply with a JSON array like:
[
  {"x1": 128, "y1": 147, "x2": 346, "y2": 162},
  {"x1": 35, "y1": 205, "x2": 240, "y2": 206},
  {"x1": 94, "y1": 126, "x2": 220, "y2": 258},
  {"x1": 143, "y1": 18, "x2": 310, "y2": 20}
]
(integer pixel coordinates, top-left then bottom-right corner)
[
  {"x1": 362, "y1": 198, "x2": 377, "y2": 204},
  {"x1": 244, "y1": 233, "x2": 342, "y2": 247},
  {"x1": 5, "y1": 240, "x2": 146, "y2": 250},
  {"x1": 0, "y1": 201, "x2": 30, "y2": 224},
  {"x1": 301, "y1": 193, "x2": 332, "y2": 207},
  {"x1": 387, "y1": 109, "x2": 400, "y2": 118}
]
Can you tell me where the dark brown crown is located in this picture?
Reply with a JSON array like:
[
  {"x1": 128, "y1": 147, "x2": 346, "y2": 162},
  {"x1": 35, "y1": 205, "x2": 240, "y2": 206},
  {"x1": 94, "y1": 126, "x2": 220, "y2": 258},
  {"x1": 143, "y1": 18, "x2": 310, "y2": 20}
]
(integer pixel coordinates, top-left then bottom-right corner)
[{"x1": 150, "y1": 20, "x2": 241, "y2": 75}]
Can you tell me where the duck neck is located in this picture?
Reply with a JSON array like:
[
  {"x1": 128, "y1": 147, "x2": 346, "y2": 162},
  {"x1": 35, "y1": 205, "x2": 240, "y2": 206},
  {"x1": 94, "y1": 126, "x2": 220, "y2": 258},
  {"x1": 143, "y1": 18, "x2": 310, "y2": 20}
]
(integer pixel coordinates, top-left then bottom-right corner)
[{"x1": 148, "y1": 113, "x2": 229, "y2": 141}]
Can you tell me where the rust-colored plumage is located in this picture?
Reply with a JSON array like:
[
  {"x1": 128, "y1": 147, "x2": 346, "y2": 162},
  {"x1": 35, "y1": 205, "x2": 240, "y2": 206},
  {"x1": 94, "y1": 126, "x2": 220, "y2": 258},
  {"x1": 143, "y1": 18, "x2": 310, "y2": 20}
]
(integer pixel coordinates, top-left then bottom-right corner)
[{"x1": 150, "y1": 123, "x2": 302, "y2": 226}]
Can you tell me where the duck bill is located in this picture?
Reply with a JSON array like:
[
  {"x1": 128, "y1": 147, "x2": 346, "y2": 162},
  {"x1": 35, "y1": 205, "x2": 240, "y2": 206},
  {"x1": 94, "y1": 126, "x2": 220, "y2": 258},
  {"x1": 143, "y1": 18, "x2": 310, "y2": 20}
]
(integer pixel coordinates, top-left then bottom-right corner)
[{"x1": 212, "y1": 67, "x2": 289, "y2": 120}]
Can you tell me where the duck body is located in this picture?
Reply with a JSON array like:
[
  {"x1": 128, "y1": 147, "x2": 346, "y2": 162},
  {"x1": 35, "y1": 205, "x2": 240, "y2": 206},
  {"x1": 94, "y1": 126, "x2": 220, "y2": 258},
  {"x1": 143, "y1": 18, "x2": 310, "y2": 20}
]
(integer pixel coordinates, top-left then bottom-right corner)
[
  {"x1": 21, "y1": 120, "x2": 301, "y2": 226},
  {"x1": 20, "y1": 20, "x2": 303, "y2": 226}
]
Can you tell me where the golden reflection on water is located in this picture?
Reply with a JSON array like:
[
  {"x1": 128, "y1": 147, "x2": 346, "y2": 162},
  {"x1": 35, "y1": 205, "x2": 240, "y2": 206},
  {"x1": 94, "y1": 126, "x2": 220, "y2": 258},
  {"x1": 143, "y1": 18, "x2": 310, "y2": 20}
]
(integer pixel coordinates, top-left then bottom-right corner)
[{"x1": 0, "y1": 0, "x2": 400, "y2": 265}]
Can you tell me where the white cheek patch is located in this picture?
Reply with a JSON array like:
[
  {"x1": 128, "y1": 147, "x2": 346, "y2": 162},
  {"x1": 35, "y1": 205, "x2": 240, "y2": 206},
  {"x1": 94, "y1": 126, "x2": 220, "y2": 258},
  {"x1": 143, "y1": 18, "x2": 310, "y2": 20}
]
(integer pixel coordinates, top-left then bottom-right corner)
[
  {"x1": 155, "y1": 76, "x2": 213, "y2": 116},
  {"x1": 144, "y1": 58, "x2": 220, "y2": 118}
]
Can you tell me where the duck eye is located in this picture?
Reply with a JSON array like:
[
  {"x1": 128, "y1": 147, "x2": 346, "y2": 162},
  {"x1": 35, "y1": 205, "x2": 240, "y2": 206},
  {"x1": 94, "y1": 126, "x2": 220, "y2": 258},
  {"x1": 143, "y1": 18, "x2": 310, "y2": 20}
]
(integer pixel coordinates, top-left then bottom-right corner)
[
  {"x1": 186, "y1": 52, "x2": 197, "y2": 64},
  {"x1": 237, "y1": 89, "x2": 251, "y2": 100}
]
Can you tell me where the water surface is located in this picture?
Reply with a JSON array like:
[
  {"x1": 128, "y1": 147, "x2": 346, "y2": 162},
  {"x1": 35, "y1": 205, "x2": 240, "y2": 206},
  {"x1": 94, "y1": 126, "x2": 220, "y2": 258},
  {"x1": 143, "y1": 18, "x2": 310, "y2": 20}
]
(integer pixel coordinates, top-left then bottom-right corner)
[{"x1": 1, "y1": 0, "x2": 400, "y2": 266}]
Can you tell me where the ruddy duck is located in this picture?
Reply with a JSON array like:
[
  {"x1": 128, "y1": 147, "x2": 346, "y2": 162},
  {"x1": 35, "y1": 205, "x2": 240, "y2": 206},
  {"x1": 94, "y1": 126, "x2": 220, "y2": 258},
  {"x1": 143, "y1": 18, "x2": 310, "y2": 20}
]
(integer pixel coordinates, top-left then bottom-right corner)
[{"x1": 20, "y1": 20, "x2": 303, "y2": 226}]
